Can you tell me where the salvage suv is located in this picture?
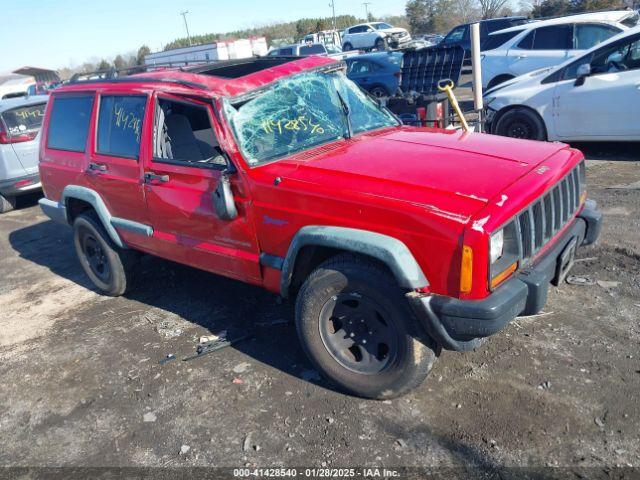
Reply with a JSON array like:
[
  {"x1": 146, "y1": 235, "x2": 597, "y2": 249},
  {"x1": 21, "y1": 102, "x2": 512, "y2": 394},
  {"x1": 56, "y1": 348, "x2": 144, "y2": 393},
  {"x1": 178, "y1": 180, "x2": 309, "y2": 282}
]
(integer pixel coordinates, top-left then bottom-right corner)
[{"x1": 38, "y1": 56, "x2": 602, "y2": 399}]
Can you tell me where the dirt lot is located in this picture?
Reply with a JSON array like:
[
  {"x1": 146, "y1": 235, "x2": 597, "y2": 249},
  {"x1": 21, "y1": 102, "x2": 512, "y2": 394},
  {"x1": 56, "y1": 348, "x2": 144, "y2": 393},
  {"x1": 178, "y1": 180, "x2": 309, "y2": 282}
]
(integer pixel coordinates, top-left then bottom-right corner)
[{"x1": 0, "y1": 144, "x2": 638, "y2": 476}]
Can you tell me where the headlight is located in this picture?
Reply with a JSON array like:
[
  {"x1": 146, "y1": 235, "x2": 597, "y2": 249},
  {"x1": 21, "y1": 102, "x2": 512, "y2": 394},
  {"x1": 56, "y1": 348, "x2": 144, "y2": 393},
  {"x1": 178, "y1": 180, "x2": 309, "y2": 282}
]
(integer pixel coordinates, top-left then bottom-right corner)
[
  {"x1": 490, "y1": 229, "x2": 504, "y2": 263},
  {"x1": 488, "y1": 222, "x2": 520, "y2": 290}
]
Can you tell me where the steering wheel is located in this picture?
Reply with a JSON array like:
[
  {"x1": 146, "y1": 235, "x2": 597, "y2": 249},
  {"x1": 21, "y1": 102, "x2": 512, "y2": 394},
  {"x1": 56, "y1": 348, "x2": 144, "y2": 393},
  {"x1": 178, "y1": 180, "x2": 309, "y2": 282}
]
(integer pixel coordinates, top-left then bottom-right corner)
[{"x1": 608, "y1": 60, "x2": 628, "y2": 71}]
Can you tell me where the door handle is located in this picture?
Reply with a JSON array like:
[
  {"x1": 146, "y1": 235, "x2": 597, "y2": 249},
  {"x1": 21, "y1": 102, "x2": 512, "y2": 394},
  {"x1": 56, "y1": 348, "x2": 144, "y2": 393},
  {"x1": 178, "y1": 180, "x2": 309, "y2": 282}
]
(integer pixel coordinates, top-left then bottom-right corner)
[
  {"x1": 144, "y1": 172, "x2": 170, "y2": 183},
  {"x1": 516, "y1": 55, "x2": 527, "y2": 59},
  {"x1": 88, "y1": 162, "x2": 107, "y2": 172}
]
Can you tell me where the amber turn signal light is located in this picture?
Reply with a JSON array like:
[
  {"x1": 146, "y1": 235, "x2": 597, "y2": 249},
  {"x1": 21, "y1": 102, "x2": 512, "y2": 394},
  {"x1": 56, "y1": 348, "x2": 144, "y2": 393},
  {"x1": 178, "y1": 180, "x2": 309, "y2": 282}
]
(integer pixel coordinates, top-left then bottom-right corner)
[
  {"x1": 460, "y1": 245, "x2": 473, "y2": 293},
  {"x1": 491, "y1": 261, "x2": 518, "y2": 289}
]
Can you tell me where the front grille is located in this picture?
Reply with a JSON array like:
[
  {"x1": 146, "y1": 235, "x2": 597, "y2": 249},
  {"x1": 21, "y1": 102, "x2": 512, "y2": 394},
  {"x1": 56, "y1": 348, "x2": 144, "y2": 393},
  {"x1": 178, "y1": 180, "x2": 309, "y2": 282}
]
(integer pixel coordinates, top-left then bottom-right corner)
[{"x1": 516, "y1": 162, "x2": 584, "y2": 264}]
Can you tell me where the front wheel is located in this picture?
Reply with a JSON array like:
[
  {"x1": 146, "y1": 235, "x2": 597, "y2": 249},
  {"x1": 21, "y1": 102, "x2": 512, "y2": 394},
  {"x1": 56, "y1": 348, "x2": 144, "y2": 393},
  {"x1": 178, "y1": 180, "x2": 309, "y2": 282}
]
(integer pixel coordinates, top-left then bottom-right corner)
[
  {"x1": 369, "y1": 85, "x2": 390, "y2": 98},
  {"x1": 375, "y1": 38, "x2": 387, "y2": 51},
  {"x1": 494, "y1": 107, "x2": 547, "y2": 141},
  {"x1": 295, "y1": 254, "x2": 439, "y2": 399}
]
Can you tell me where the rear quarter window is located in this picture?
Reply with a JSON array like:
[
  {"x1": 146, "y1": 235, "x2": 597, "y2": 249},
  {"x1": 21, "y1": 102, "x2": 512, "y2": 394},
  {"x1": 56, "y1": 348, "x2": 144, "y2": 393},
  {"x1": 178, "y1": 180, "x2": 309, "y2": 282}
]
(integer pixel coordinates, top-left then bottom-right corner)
[
  {"x1": 47, "y1": 95, "x2": 94, "y2": 152},
  {"x1": 1, "y1": 103, "x2": 46, "y2": 135}
]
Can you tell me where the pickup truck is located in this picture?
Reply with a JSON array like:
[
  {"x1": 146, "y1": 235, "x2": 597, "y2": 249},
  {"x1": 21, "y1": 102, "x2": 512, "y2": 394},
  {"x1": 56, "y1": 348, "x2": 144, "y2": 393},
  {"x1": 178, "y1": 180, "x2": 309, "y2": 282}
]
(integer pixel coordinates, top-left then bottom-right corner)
[{"x1": 37, "y1": 56, "x2": 602, "y2": 399}]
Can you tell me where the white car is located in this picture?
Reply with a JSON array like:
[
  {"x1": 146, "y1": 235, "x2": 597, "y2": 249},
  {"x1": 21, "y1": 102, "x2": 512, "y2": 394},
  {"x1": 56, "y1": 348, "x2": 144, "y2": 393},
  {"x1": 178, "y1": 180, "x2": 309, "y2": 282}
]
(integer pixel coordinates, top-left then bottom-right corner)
[
  {"x1": 481, "y1": 10, "x2": 639, "y2": 89},
  {"x1": 341, "y1": 22, "x2": 411, "y2": 51},
  {"x1": 484, "y1": 26, "x2": 640, "y2": 142},
  {"x1": 0, "y1": 95, "x2": 48, "y2": 212},
  {"x1": 0, "y1": 76, "x2": 36, "y2": 100}
]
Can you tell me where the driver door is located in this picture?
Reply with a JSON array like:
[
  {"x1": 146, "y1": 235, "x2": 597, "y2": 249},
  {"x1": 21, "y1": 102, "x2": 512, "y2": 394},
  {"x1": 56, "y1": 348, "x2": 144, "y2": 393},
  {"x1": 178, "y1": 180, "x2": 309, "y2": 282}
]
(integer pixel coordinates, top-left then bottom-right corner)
[
  {"x1": 553, "y1": 34, "x2": 640, "y2": 139},
  {"x1": 142, "y1": 93, "x2": 261, "y2": 283}
]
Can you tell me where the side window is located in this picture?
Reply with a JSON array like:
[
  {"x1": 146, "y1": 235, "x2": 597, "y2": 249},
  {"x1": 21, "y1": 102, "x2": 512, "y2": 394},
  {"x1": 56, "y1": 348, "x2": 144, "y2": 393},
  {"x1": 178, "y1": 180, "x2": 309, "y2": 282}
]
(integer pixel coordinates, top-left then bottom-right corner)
[
  {"x1": 47, "y1": 95, "x2": 94, "y2": 152},
  {"x1": 531, "y1": 25, "x2": 572, "y2": 50},
  {"x1": 348, "y1": 60, "x2": 373, "y2": 74},
  {"x1": 574, "y1": 24, "x2": 620, "y2": 50},
  {"x1": 97, "y1": 95, "x2": 146, "y2": 159},
  {"x1": 281, "y1": 48, "x2": 293, "y2": 55},
  {"x1": 1, "y1": 103, "x2": 46, "y2": 138},
  {"x1": 561, "y1": 36, "x2": 640, "y2": 79},
  {"x1": 444, "y1": 26, "x2": 466, "y2": 44},
  {"x1": 518, "y1": 30, "x2": 535, "y2": 49},
  {"x1": 154, "y1": 98, "x2": 225, "y2": 167}
]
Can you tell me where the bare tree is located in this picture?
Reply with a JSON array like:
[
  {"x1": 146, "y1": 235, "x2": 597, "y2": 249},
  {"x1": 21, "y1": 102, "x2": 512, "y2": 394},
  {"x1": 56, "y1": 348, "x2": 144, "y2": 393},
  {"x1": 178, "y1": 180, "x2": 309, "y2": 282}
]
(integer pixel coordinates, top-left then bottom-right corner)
[
  {"x1": 452, "y1": 0, "x2": 482, "y2": 23},
  {"x1": 479, "y1": 0, "x2": 510, "y2": 18}
]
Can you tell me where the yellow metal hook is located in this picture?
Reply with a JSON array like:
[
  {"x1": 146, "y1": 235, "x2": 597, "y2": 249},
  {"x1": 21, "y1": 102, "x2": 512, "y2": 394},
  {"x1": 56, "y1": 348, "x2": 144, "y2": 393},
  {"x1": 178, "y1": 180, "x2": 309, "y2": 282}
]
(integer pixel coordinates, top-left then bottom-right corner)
[{"x1": 437, "y1": 78, "x2": 469, "y2": 132}]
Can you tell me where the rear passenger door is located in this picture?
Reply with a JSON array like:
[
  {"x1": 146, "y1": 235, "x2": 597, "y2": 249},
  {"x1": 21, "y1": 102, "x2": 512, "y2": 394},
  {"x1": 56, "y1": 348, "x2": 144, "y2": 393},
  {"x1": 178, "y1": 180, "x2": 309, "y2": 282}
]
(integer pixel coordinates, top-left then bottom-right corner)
[
  {"x1": 507, "y1": 25, "x2": 572, "y2": 76},
  {"x1": 142, "y1": 94, "x2": 261, "y2": 283},
  {"x1": 86, "y1": 91, "x2": 151, "y2": 244}
]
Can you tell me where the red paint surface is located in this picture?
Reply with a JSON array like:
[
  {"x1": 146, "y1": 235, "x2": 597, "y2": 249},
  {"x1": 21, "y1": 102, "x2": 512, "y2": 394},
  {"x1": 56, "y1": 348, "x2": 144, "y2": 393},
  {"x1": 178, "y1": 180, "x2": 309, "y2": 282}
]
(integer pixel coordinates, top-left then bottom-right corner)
[{"x1": 40, "y1": 57, "x2": 585, "y2": 301}]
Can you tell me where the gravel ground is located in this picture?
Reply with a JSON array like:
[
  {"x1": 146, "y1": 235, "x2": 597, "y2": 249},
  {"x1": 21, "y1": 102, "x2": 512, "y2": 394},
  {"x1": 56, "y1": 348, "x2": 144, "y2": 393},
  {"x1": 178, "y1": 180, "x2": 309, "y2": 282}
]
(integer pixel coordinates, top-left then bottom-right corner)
[{"x1": 0, "y1": 144, "x2": 638, "y2": 477}]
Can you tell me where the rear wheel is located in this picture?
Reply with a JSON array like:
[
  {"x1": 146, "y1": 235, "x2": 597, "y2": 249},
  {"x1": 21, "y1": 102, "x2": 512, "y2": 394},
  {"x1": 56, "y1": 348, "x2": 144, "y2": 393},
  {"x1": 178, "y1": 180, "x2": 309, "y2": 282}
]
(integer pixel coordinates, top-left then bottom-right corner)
[
  {"x1": 494, "y1": 107, "x2": 547, "y2": 141},
  {"x1": 342, "y1": 42, "x2": 353, "y2": 51},
  {"x1": 295, "y1": 254, "x2": 439, "y2": 399},
  {"x1": 73, "y1": 211, "x2": 137, "y2": 296},
  {"x1": 0, "y1": 194, "x2": 16, "y2": 213}
]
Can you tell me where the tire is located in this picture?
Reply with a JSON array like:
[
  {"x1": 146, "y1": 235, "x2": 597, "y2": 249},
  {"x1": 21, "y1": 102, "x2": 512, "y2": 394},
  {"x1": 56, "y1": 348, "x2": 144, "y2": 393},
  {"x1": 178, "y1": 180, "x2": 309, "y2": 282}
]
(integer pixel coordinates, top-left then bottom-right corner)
[
  {"x1": 369, "y1": 85, "x2": 390, "y2": 98},
  {"x1": 0, "y1": 193, "x2": 16, "y2": 213},
  {"x1": 486, "y1": 74, "x2": 514, "y2": 90},
  {"x1": 375, "y1": 38, "x2": 387, "y2": 51},
  {"x1": 295, "y1": 254, "x2": 439, "y2": 399},
  {"x1": 342, "y1": 42, "x2": 353, "y2": 52},
  {"x1": 73, "y1": 211, "x2": 137, "y2": 296},
  {"x1": 494, "y1": 107, "x2": 547, "y2": 141}
]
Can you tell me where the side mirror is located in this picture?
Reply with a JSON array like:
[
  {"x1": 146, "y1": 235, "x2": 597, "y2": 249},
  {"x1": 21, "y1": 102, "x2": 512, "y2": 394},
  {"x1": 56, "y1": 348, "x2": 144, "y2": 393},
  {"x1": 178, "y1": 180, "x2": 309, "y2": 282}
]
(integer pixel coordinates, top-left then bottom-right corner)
[
  {"x1": 574, "y1": 63, "x2": 591, "y2": 87},
  {"x1": 213, "y1": 171, "x2": 238, "y2": 221}
]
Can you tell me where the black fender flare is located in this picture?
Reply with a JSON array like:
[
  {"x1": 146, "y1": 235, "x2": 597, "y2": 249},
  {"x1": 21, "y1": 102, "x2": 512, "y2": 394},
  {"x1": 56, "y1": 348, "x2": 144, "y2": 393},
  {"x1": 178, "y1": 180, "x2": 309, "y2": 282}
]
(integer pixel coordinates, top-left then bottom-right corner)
[{"x1": 279, "y1": 225, "x2": 429, "y2": 298}]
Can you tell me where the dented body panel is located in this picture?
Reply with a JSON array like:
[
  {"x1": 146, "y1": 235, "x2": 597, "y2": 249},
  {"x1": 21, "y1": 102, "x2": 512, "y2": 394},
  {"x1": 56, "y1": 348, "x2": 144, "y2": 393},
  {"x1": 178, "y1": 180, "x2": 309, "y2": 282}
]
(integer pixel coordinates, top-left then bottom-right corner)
[{"x1": 38, "y1": 56, "x2": 602, "y2": 351}]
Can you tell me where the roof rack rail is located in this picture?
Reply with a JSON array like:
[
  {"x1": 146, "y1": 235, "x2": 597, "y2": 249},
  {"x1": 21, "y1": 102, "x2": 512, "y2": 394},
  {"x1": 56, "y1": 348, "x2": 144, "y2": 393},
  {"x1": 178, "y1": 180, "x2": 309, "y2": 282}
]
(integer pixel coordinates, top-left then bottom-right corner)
[{"x1": 533, "y1": 7, "x2": 632, "y2": 21}]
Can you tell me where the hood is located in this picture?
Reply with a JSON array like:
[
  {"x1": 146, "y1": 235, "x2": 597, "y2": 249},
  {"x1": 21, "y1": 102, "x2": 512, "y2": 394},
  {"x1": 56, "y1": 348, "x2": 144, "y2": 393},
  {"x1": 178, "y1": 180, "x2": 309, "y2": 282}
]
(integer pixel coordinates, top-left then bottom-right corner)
[
  {"x1": 383, "y1": 27, "x2": 408, "y2": 34},
  {"x1": 484, "y1": 67, "x2": 553, "y2": 96},
  {"x1": 269, "y1": 127, "x2": 567, "y2": 219}
]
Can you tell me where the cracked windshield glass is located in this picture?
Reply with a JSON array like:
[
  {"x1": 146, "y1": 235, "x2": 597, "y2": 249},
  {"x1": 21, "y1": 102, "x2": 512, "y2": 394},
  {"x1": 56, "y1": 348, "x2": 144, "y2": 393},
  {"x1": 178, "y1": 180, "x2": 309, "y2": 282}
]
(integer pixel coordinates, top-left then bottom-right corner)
[{"x1": 224, "y1": 71, "x2": 398, "y2": 165}]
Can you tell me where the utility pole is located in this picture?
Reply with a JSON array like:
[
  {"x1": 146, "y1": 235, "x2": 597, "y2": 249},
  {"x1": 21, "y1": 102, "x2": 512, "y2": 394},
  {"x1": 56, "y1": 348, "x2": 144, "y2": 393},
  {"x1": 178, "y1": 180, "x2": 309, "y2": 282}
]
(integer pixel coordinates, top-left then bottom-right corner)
[
  {"x1": 328, "y1": 0, "x2": 337, "y2": 31},
  {"x1": 180, "y1": 10, "x2": 192, "y2": 46},
  {"x1": 363, "y1": 2, "x2": 371, "y2": 19}
]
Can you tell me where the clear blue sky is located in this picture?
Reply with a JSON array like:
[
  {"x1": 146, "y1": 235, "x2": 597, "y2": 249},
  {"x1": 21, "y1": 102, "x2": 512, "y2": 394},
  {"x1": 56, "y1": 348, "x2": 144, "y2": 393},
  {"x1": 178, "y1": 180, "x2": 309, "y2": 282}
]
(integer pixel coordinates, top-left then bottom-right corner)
[{"x1": 0, "y1": 0, "x2": 408, "y2": 73}]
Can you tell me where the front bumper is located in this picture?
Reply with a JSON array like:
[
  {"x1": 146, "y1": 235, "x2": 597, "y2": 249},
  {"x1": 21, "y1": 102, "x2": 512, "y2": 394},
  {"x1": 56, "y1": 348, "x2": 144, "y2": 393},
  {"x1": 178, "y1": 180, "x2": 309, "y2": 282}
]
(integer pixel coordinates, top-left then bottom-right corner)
[
  {"x1": 0, "y1": 172, "x2": 41, "y2": 197},
  {"x1": 408, "y1": 200, "x2": 602, "y2": 352}
]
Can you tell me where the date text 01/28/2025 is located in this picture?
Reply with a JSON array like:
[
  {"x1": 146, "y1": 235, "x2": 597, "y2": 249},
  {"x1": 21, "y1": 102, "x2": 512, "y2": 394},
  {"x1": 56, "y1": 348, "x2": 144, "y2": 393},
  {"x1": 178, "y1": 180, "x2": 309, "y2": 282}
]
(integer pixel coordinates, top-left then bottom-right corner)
[{"x1": 233, "y1": 467, "x2": 400, "y2": 477}]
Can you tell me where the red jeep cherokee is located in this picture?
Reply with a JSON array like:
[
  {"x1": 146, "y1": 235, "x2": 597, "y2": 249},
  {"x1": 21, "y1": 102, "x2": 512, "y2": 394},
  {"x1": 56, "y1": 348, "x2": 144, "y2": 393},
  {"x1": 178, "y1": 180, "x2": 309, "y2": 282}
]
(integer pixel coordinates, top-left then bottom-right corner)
[{"x1": 38, "y1": 56, "x2": 602, "y2": 398}]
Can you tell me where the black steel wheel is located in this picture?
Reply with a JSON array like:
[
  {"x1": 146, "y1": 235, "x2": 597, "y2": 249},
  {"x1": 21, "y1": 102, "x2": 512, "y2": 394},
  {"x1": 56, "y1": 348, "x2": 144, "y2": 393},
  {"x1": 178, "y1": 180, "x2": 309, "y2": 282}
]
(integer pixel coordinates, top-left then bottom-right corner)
[
  {"x1": 319, "y1": 292, "x2": 399, "y2": 375},
  {"x1": 494, "y1": 107, "x2": 547, "y2": 141},
  {"x1": 73, "y1": 211, "x2": 138, "y2": 296},
  {"x1": 80, "y1": 232, "x2": 111, "y2": 283},
  {"x1": 295, "y1": 254, "x2": 439, "y2": 399}
]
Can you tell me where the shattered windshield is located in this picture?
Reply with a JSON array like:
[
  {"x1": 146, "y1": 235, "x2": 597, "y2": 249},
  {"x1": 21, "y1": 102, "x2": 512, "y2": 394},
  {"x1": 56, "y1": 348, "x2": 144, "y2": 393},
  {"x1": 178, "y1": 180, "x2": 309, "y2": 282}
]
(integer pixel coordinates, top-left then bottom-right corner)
[{"x1": 223, "y1": 70, "x2": 398, "y2": 166}]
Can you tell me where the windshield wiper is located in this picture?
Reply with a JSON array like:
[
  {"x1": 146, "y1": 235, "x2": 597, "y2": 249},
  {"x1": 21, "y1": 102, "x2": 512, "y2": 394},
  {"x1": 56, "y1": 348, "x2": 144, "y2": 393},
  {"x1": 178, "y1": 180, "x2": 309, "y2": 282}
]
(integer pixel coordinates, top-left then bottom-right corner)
[{"x1": 335, "y1": 89, "x2": 353, "y2": 139}]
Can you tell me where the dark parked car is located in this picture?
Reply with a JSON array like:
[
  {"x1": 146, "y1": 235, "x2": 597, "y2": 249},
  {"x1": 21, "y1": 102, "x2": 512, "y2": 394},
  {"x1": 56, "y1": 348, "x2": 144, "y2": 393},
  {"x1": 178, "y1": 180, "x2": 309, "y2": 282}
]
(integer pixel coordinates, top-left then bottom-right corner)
[
  {"x1": 345, "y1": 52, "x2": 403, "y2": 97},
  {"x1": 441, "y1": 17, "x2": 531, "y2": 57}
]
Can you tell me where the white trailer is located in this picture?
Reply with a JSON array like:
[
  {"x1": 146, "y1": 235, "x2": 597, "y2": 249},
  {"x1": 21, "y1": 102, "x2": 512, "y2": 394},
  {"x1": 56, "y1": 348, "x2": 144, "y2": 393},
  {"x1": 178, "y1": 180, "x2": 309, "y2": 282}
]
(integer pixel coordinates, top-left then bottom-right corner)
[{"x1": 145, "y1": 37, "x2": 268, "y2": 66}]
